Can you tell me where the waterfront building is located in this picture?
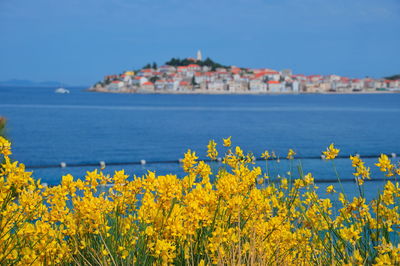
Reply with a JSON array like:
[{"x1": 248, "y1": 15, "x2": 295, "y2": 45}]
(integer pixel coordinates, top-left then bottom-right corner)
[
  {"x1": 351, "y1": 79, "x2": 364, "y2": 91},
  {"x1": 207, "y1": 80, "x2": 226, "y2": 91},
  {"x1": 268, "y1": 80, "x2": 284, "y2": 92},
  {"x1": 132, "y1": 76, "x2": 148, "y2": 86},
  {"x1": 249, "y1": 79, "x2": 268, "y2": 92},
  {"x1": 292, "y1": 81, "x2": 300, "y2": 92},
  {"x1": 142, "y1": 81, "x2": 155, "y2": 91},
  {"x1": 178, "y1": 81, "x2": 191, "y2": 91}
]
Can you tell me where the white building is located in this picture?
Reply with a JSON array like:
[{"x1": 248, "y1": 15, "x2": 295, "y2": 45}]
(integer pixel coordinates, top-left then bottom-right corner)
[
  {"x1": 249, "y1": 80, "x2": 267, "y2": 92},
  {"x1": 197, "y1": 50, "x2": 202, "y2": 61}
]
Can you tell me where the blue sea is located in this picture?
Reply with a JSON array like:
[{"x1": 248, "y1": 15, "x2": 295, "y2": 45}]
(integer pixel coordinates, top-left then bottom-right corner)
[{"x1": 0, "y1": 86, "x2": 399, "y2": 199}]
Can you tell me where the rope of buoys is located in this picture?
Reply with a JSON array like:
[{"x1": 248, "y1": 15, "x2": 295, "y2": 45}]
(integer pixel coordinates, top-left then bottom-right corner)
[{"x1": 24, "y1": 152, "x2": 399, "y2": 170}]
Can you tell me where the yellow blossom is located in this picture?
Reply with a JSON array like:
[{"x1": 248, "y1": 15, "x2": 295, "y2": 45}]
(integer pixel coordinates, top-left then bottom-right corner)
[
  {"x1": 0, "y1": 136, "x2": 11, "y2": 156},
  {"x1": 182, "y1": 149, "x2": 198, "y2": 172},
  {"x1": 326, "y1": 185, "x2": 336, "y2": 193},
  {"x1": 303, "y1": 173, "x2": 314, "y2": 185},
  {"x1": 223, "y1": 136, "x2": 231, "y2": 147},
  {"x1": 339, "y1": 225, "x2": 361, "y2": 245},
  {"x1": 207, "y1": 140, "x2": 218, "y2": 160},
  {"x1": 350, "y1": 155, "x2": 361, "y2": 167},
  {"x1": 323, "y1": 143, "x2": 340, "y2": 160},
  {"x1": 287, "y1": 149, "x2": 296, "y2": 159},
  {"x1": 376, "y1": 154, "x2": 395, "y2": 177},
  {"x1": 261, "y1": 150, "x2": 270, "y2": 160}
]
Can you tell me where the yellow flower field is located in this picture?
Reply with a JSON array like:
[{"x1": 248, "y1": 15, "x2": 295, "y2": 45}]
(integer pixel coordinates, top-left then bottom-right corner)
[{"x1": 0, "y1": 136, "x2": 399, "y2": 265}]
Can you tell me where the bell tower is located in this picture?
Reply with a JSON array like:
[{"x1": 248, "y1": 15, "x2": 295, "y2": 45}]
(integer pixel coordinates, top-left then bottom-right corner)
[{"x1": 196, "y1": 50, "x2": 202, "y2": 61}]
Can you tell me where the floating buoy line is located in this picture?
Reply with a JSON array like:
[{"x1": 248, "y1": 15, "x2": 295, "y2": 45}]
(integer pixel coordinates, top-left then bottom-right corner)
[{"x1": 25, "y1": 153, "x2": 397, "y2": 170}]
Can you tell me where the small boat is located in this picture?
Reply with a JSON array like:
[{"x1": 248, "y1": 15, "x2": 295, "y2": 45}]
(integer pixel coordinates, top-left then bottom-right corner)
[{"x1": 55, "y1": 87, "x2": 70, "y2": 94}]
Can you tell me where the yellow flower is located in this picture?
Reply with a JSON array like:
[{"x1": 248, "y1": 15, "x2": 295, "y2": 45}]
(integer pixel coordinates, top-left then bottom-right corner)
[
  {"x1": 61, "y1": 174, "x2": 74, "y2": 187},
  {"x1": 182, "y1": 149, "x2": 198, "y2": 172},
  {"x1": 303, "y1": 173, "x2": 314, "y2": 185},
  {"x1": 323, "y1": 143, "x2": 340, "y2": 160},
  {"x1": 223, "y1": 136, "x2": 231, "y2": 147},
  {"x1": 354, "y1": 164, "x2": 370, "y2": 181},
  {"x1": 350, "y1": 155, "x2": 361, "y2": 167},
  {"x1": 207, "y1": 140, "x2": 218, "y2": 160},
  {"x1": 339, "y1": 225, "x2": 361, "y2": 245},
  {"x1": 0, "y1": 136, "x2": 12, "y2": 156},
  {"x1": 261, "y1": 150, "x2": 270, "y2": 160},
  {"x1": 374, "y1": 254, "x2": 392, "y2": 265},
  {"x1": 287, "y1": 149, "x2": 296, "y2": 159},
  {"x1": 353, "y1": 249, "x2": 363, "y2": 264},
  {"x1": 375, "y1": 154, "x2": 395, "y2": 177},
  {"x1": 280, "y1": 178, "x2": 288, "y2": 189},
  {"x1": 326, "y1": 185, "x2": 336, "y2": 193}
]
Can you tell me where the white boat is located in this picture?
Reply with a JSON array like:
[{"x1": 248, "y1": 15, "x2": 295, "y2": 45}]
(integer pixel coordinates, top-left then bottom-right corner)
[{"x1": 55, "y1": 87, "x2": 70, "y2": 94}]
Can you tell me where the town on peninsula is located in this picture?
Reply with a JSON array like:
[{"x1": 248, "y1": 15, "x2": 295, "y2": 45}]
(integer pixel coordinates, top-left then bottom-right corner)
[{"x1": 89, "y1": 50, "x2": 400, "y2": 94}]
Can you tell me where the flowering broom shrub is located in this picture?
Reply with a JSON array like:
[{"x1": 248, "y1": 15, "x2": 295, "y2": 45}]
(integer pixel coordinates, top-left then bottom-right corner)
[{"x1": 0, "y1": 136, "x2": 399, "y2": 265}]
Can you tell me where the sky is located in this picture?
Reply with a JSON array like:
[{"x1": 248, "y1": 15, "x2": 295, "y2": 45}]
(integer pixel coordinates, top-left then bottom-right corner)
[{"x1": 0, "y1": 0, "x2": 399, "y2": 86}]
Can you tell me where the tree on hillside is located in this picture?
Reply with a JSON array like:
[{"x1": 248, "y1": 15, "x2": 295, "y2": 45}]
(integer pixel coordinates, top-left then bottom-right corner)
[
  {"x1": 143, "y1": 63, "x2": 152, "y2": 69},
  {"x1": 152, "y1": 62, "x2": 158, "y2": 70},
  {"x1": 165, "y1": 57, "x2": 228, "y2": 70},
  {"x1": 149, "y1": 76, "x2": 159, "y2": 83},
  {"x1": 191, "y1": 76, "x2": 197, "y2": 86}
]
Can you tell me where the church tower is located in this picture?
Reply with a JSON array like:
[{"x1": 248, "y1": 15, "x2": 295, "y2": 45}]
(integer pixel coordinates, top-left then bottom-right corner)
[{"x1": 196, "y1": 50, "x2": 202, "y2": 61}]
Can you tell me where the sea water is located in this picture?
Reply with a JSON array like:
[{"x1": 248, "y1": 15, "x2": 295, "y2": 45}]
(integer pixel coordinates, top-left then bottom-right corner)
[{"x1": 0, "y1": 86, "x2": 399, "y2": 199}]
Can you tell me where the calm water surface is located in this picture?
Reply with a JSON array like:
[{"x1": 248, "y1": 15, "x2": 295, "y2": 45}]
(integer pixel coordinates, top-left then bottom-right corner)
[{"x1": 0, "y1": 86, "x2": 399, "y2": 198}]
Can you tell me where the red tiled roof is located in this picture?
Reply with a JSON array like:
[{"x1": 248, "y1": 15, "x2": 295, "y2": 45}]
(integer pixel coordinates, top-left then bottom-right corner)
[
  {"x1": 265, "y1": 71, "x2": 279, "y2": 75},
  {"x1": 254, "y1": 73, "x2": 265, "y2": 78},
  {"x1": 142, "y1": 81, "x2": 153, "y2": 86},
  {"x1": 308, "y1": 75, "x2": 322, "y2": 79}
]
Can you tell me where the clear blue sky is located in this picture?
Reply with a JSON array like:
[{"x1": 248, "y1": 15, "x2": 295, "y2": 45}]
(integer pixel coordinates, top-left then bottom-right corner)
[{"x1": 0, "y1": 0, "x2": 399, "y2": 85}]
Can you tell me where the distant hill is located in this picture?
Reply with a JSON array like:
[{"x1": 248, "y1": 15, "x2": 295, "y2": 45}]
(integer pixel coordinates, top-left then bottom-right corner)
[
  {"x1": 384, "y1": 74, "x2": 400, "y2": 80},
  {"x1": 0, "y1": 79, "x2": 64, "y2": 87}
]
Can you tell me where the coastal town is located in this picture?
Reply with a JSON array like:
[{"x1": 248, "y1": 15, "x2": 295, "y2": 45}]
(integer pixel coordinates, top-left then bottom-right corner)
[{"x1": 89, "y1": 51, "x2": 400, "y2": 94}]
